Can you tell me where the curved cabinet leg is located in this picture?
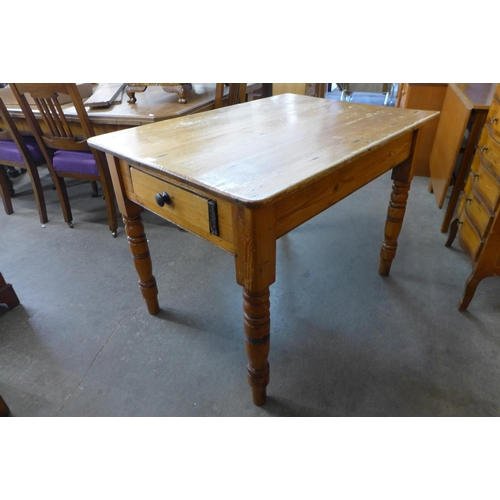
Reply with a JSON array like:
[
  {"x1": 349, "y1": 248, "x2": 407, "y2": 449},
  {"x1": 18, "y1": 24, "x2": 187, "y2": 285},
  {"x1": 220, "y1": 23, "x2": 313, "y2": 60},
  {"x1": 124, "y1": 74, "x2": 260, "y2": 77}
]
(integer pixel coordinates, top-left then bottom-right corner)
[
  {"x1": 243, "y1": 288, "x2": 271, "y2": 406},
  {"x1": 123, "y1": 212, "x2": 159, "y2": 315},
  {"x1": 445, "y1": 218, "x2": 460, "y2": 247},
  {"x1": 458, "y1": 272, "x2": 485, "y2": 311}
]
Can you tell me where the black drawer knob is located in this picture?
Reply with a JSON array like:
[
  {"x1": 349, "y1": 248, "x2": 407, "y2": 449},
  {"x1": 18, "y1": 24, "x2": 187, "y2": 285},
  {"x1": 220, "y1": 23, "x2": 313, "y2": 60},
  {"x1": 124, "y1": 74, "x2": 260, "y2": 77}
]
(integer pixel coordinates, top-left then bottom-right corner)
[{"x1": 155, "y1": 191, "x2": 171, "y2": 207}]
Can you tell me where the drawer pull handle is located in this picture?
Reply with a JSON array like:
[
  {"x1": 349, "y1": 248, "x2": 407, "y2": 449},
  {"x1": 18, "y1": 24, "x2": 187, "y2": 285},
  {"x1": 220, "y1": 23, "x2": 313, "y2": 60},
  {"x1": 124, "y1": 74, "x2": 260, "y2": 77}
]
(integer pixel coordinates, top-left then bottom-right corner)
[
  {"x1": 465, "y1": 197, "x2": 472, "y2": 204},
  {"x1": 472, "y1": 172, "x2": 480, "y2": 180},
  {"x1": 480, "y1": 146, "x2": 488, "y2": 153},
  {"x1": 155, "y1": 191, "x2": 171, "y2": 207},
  {"x1": 491, "y1": 116, "x2": 498, "y2": 124}
]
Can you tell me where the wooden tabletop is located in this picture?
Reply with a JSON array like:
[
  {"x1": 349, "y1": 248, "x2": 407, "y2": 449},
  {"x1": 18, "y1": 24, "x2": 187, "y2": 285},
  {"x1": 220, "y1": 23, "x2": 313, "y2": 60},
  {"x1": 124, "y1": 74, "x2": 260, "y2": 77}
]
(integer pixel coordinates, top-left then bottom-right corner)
[
  {"x1": 89, "y1": 94, "x2": 439, "y2": 207},
  {"x1": 450, "y1": 83, "x2": 497, "y2": 110}
]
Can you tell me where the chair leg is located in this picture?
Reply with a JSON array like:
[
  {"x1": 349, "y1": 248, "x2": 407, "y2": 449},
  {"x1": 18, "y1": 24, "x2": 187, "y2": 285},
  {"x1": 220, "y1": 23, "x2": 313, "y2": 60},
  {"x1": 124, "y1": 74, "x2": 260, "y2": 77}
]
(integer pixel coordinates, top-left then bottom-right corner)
[
  {"x1": 0, "y1": 395, "x2": 9, "y2": 417},
  {"x1": 0, "y1": 166, "x2": 14, "y2": 215},
  {"x1": 101, "y1": 178, "x2": 118, "y2": 237},
  {"x1": 26, "y1": 166, "x2": 48, "y2": 224},
  {"x1": 52, "y1": 176, "x2": 73, "y2": 228},
  {"x1": 90, "y1": 181, "x2": 99, "y2": 198}
]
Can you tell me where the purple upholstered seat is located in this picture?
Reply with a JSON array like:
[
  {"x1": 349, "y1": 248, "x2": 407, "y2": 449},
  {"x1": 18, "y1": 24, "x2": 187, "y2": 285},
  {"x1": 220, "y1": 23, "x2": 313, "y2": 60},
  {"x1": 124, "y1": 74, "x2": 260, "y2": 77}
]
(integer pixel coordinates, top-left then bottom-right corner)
[
  {"x1": 0, "y1": 135, "x2": 44, "y2": 163},
  {"x1": 52, "y1": 150, "x2": 99, "y2": 176}
]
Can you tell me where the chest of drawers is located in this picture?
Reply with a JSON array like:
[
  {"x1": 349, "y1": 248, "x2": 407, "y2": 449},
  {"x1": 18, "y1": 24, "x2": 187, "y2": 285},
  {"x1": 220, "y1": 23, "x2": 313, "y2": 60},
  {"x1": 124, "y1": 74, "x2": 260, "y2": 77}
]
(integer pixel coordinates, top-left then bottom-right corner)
[{"x1": 446, "y1": 84, "x2": 500, "y2": 310}]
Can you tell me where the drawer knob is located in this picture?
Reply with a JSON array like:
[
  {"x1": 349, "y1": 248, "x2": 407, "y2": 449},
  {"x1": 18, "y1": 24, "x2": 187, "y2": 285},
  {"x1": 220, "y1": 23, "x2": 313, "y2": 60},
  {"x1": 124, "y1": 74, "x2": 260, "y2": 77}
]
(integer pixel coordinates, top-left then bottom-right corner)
[
  {"x1": 155, "y1": 191, "x2": 171, "y2": 207},
  {"x1": 465, "y1": 197, "x2": 472, "y2": 204},
  {"x1": 480, "y1": 146, "x2": 488, "y2": 153},
  {"x1": 491, "y1": 116, "x2": 498, "y2": 124},
  {"x1": 472, "y1": 172, "x2": 480, "y2": 180}
]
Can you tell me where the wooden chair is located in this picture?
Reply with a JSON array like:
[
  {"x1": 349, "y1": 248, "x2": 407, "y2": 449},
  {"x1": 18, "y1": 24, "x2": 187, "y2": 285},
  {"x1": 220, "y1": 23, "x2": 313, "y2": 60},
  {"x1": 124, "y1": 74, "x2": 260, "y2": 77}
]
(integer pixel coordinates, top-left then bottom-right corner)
[
  {"x1": 9, "y1": 83, "x2": 118, "y2": 236},
  {"x1": 0, "y1": 97, "x2": 48, "y2": 223},
  {"x1": 214, "y1": 84, "x2": 248, "y2": 109}
]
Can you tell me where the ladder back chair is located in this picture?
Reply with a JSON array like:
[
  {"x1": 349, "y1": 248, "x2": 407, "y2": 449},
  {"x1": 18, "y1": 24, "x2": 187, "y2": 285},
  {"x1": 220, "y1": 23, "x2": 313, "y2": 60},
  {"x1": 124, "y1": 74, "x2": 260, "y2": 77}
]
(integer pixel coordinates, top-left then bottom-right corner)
[
  {"x1": 0, "y1": 97, "x2": 48, "y2": 223},
  {"x1": 9, "y1": 83, "x2": 118, "y2": 236},
  {"x1": 214, "y1": 83, "x2": 248, "y2": 109}
]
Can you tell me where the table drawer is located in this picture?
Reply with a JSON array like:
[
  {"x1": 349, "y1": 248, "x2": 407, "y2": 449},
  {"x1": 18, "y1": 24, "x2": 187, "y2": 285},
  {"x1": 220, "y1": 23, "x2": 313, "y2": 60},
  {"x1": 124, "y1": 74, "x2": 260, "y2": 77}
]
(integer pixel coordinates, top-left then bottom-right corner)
[
  {"x1": 487, "y1": 93, "x2": 500, "y2": 142},
  {"x1": 129, "y1": 167, "x2": 234, "y2": 249},
  {"x1": 457, "y1": 211, "x2": 484, "y2": 262}
]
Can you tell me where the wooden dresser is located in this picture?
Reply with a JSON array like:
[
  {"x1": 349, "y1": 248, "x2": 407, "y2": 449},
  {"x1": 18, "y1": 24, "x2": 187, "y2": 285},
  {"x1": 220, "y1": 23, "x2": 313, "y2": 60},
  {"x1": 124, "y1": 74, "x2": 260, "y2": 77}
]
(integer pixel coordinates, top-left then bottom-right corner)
[{"x1": 446, "y1": 84, "x2": 500, "y2": 310}]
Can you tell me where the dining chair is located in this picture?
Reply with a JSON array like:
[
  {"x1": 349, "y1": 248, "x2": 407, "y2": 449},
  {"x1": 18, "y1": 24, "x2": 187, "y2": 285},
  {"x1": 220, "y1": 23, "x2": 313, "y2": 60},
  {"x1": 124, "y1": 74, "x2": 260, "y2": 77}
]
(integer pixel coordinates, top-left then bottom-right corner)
[
  {"x1": 214, "y1": 83, "x2": 248, "y2": 109},
  {"x1": 0, "y1": 97, "x2": 48, "y2": 223},
  {"x1": 9, "y1": 83, "x2": 118, "y2": 236}
]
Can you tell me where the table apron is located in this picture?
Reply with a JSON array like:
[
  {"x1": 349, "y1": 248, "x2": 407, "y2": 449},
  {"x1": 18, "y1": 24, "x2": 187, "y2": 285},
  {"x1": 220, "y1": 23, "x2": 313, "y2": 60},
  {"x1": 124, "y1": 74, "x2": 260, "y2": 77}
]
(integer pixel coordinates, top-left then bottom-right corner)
[{"x1": 275, "y1": 131, "x2": 414, "y2": 237}]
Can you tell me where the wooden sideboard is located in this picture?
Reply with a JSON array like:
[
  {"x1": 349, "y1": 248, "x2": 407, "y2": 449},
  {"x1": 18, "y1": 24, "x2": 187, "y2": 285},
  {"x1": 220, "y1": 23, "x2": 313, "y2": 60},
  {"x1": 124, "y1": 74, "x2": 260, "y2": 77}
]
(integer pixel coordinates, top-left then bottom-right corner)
[
  {"x1": 396, "y1": 83, "x2": 448, "y2": 177},
  {"x1": 446, "y1": 84, "x2": 500, "y2": 310}
]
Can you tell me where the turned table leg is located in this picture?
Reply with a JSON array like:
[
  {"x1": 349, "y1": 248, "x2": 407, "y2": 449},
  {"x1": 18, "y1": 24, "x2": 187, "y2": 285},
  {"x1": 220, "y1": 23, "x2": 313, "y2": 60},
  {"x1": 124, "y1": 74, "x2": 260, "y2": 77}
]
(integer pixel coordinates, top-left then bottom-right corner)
[
  {"x1": 379, "y1": 177, "x2": 411, "y2": 276},
  {"x1": 233, "y1": 205, "x2": 276, "y2": 405},
  {"x1": 243, "y1": 288, "x2": 271, "y2": 405},
  {"x1": 123, "y1": 211, "x2": 159, "y2": 315}
]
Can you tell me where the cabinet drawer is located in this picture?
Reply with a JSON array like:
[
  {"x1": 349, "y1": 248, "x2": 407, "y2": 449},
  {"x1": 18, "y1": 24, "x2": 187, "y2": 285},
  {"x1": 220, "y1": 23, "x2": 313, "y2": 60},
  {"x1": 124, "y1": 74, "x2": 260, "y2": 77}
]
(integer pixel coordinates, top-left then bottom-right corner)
[
  {"x1": 457, "y1": 211, "x2": 484, "y2": 262},
  {"x1": 469, "y1": 151, "x2": 500, "y2": 212},
  {"x1": 477, "y1": 125, "x2": 500, "y2": 178},
  {"x1": 129, "y1": 167, "x2": 234, "y2": 250},
  {"x1": 487, "y1": 94, "x2": 500, "y2": 142},
  {"x1": 464, "y1": 187, "x2": 495, "y2": 238}
]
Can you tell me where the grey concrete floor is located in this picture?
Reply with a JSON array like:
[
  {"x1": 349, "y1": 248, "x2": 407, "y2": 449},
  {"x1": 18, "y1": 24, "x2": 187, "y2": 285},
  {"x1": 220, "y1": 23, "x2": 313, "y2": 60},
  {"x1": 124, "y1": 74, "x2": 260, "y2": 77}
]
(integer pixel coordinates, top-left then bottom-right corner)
[{"x1": 1, "y1": 142, "x2": 500, "y2": 417}]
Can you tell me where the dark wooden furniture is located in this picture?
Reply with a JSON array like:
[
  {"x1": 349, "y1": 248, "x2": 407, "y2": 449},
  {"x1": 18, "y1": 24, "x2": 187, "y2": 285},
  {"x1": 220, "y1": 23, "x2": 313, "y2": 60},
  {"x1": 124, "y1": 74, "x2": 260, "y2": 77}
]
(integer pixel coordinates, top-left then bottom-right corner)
[
  {"x1": 10, "y1": 83, "x2": 118, "y2": 236},
  {"x1": 0, "y1": 271, "x2": 17, "y2": 417},
  {"x1": 429, "y1": 84, "x2": 497, "y2": 232},
  {"x1": 396, "y1": 83, "x2": 448, "y2": 177},
  {"x1": 125, "y1": 83, "x2": 193, "y2": 104},
  {"x1": 0, "y1": 272, "x2": 19, "y2": 310},
  {"x1": 0, "y1": 395, "x2": 9, "y2": 417},
  {"x1": 0, "y1": 97, "x2": 48, "y2": 223},
  {"x1": 88, "y1": 94, "x2": 437, "y2": 405},
  {"x1": 446, "y1": 85, "x2": 500, "y2": 310}
]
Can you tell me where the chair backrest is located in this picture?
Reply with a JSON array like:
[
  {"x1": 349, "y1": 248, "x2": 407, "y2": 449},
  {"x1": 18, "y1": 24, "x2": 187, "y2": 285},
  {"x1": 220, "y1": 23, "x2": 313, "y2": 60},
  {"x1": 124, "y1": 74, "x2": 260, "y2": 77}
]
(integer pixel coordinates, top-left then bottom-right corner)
[
  {"x1": 0, "y1": 96, "x2": 39, "y2": 167},
  {"x1": 214, "y1": 83, "x2": 247, "y2": 109},
  {"x1": 9, "y1": 83, "x2": 95, "y2": 155}
]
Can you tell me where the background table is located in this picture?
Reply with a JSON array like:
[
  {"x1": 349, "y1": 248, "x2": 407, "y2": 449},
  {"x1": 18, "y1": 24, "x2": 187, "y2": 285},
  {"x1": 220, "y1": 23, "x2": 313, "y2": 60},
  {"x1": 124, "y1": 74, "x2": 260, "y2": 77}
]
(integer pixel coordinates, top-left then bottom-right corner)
[
  {"x1": 0, "y1": 83, "x2": 262, "y2": 136},
  {"x1": 88, "y1": 94, "x2": 438, "y2": 405}
]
